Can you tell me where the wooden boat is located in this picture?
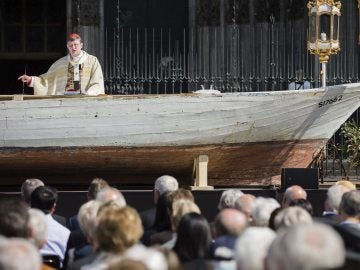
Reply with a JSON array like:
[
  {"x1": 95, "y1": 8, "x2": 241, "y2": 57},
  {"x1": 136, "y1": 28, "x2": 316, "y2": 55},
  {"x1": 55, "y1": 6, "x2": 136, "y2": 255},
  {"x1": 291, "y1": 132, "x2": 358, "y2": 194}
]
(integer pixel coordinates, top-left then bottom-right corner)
[{"x1": 1, "y1": 83, "x2": 360, "y2": 189}]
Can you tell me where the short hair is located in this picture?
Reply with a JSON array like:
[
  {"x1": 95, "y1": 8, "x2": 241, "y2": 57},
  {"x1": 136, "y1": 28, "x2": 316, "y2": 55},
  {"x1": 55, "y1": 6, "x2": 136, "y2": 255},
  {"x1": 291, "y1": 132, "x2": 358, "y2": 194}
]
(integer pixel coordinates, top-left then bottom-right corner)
[
  {"x1": 282, "y1": 185, "x2": 307, "y2": 207},
  {"x1": 67, "y1": 33, "x2": 82, "y2": 42},
  {"x1": 273, "y1": 206, "x2": 313, "y2": 232},
  {"x1": 95, "y1": 187, "x2": 126, "y2": 207},
  {"x1": 252, "y1": 197, "x2": 280, "y2": 227},
  {"x1": 235, "y1": 227, "x2": 276, "y2": 270},
  {"x1": 87, "y1": 178, "x2": 109, "y2": 200},
  {"x1": 30, "y1": 185, "x2": 57, "y2": 214},
  {"x1": 28, "y1": 208, "x2": 47, "y2": 249},
  {"x1": 21, "y1": 178, "x2": 44, "y2": 204},
  {"x1": 335, "y1": 180, "x2": 356, "y2": 190},
  {"x1": 339, "y1": 190, "x2": 360, "y2": 217},
  {"x1": 326, "y1": 184, "x2": 350, "y2": 213},
  {"x1": 96, "y1": 206, "x2": 143, "y2": 253},
  {"x1": 77, "y1": 200, "x2": 101, "y2": 240},
  {"x1": 218, "y1": 189, "x2": 244, "y2": 210},
  {"x1": 0, "y1": 238, "x2": 42, "y2": 270},
  {"x1": 154, "y1": 175, "x2": 179, "y2": 195},
  {"x1": 0, "y1": 197, "x2": 29, "y2": 238},
  {"x1": 266, "y1": 223, "x2": 345, "y2": 270},
  {"x1": 167, "y1": 188, "x2": 194, "y2": 216}
]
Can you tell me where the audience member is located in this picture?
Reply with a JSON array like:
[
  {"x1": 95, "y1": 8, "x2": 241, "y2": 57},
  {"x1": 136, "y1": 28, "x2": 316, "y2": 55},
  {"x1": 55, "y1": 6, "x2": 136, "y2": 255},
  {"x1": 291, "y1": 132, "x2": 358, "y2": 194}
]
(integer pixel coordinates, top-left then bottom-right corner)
[
  {"x1": 0, "y1": 197, "x2": 29, "y2": 238},
  {"x1": 335, "y1": 180, "x2": 357, "y2": 191},
  {"x1": 235, "y1": 227, "x2": 276, "y2": 270},
  {"x1": 218, "y1": 189, "x2": 244, "y2": 210},
  {"x1": 69, "y1": 177, "x2": 109, "y2": 231},
  {"x1": 173, "y1": 212, "x2": 212, "y2": 270},
  {"x1": 273, "y1": 206, "x2": 313, "y2": 232},
  {"x1": 21, "y1": 178, "x2": 67, "y2": 227},
  {"x1": 266, "y1": 223, "x2": 345, "y2": 270},
  {"x1": 0, "y1": 237, "x2": 42, "y2": 270},
  {"x1": 209, "y1": 208, "x2": 248, "y2": 261},
  {"x1": 82, "y1": 206, "x2": 143, "y2": 269},
  {"x1": 282, "y1": 185, "x2": 307, "y2": 207},
  {"x1": 334, "y1": 190, "x2": 360, "y2": 253},
  {"x1": 30, "y1": 185, "x2": 70, "y2": 266},
  {"x1": 234, "y1": 193, "x2": 256, "y2": 223},
  {"x1": 140, "y1": 175, "x2": 179, "y2": 231},
  {"x1": 251, "y1": 197, "x2": 280, "y2": 227}
]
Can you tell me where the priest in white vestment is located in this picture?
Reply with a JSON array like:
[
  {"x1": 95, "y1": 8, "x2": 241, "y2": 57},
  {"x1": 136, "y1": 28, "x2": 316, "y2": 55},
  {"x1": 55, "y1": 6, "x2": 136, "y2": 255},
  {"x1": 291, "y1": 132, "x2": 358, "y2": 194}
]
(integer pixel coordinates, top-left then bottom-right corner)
[{"x1": 18, "y1": 33, "x2": 105, "y2": 96}]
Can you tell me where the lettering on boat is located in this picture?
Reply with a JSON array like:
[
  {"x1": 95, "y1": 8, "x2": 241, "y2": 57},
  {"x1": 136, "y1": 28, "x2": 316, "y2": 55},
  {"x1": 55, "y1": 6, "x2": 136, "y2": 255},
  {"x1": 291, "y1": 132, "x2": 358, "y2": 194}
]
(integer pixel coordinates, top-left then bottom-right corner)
[{"x1": 318, "y1": 95, "x2": 343, "y2": 108}]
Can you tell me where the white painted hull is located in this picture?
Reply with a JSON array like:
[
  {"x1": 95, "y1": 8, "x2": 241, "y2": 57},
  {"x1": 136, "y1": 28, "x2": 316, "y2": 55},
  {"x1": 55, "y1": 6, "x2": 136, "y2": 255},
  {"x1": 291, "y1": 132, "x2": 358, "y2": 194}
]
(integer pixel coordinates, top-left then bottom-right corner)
[{"x1": 1, "y1": 83, "x2": 360, "y2": 148}]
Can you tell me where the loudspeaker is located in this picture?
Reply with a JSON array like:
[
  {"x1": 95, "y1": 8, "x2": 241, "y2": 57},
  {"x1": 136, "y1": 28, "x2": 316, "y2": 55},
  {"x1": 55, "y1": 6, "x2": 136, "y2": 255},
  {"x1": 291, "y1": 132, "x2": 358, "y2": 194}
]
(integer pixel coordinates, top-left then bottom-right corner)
[{"x1": 281, "y1": 168, "x2": 319, "y2": 190}]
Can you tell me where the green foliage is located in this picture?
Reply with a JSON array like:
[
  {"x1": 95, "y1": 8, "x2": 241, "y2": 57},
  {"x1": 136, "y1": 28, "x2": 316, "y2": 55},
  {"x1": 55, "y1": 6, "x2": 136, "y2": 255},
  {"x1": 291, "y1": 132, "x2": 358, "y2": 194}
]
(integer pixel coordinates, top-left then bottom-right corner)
[{"x1": 340, "y1": 120, "x2": 360, "y2": 170}]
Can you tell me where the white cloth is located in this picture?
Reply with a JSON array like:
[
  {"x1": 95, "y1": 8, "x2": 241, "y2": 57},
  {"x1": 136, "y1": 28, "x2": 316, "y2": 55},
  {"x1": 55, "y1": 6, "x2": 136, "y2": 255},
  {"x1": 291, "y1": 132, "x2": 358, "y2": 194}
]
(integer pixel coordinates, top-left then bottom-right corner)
[{"x1": 40, "y1": 214, "x2": 70, "y2": 265}]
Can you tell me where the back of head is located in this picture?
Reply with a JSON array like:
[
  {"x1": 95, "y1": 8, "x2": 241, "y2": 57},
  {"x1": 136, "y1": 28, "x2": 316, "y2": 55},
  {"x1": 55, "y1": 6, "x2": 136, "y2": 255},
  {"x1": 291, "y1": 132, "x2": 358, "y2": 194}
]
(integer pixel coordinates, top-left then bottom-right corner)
[
  {"x1": 234, "y1": 194, "x2": 256, "y2": 220},
  {"x1": 218, "y1": 189, "x2": 244, "y2": 210},
  {"x1": 335, "y1": 180, "x2": 357, "y2": 191},
  {"x1": 154, "y1": 175, "x2": 179, "y2": 195},
  {"x1": 30, "y1": 185, "x2": 57, "y2": 214},
  {"x1": 252, "y1": 197, "x2": 280, "y2": 227},
  {"x1": 21, "y1": 178, "x2": 44, "y2": 204},
  {"x1": 0, "y1": 238, "x2": 42, "y2": 270},
  {"x1": 167, "y1": 188, "x2": 194, "y2": 216},
  {"x1": 174, "y1": 212, "x2": 211, "y2": 262},
  {"x1": 214, "y1": 208, "x2": 248, "y2": 237},
  {"x1": 95, "y1": 186, "x2": 126, "y2": 207},
  {"x1": 87, "y1": 178, "x2": 109, "y2": 200},
  {"x1": 288, "y1": 199, "x2": 314, "y2": 215},
  {"x1": 235, "y1": 227, "x2": 276, "y2": 270},
  {"x1": 28, "y1": 208, "x2": 47, "y2": 249},
  {"x1": 326, "y1": 184, "x2": 350, "y2": 213},
  {"x1": 78, "y1": 200, "x2": 102, "y2": 240},
  {"x1": 266, "y1": 223, "x2": 345, "y2": 270},
  {"x1": 171, "y1": 199, "x2": 201, "y2": 231},
  {"x1": 282, "y1": 185, "x2": 307, "y2": 207},
  {"x1": 0, "y1": 197, "x2": 29, "y2": 238},
  {"x1": 339, "y1": 189, "x2": 360, "y2": 218},
  {"x1": 96, "y1": 206, "x2": 143, "y2": 253},
  {"x1": 274, "y1": 206, "x2": 313, "y2": 232}
]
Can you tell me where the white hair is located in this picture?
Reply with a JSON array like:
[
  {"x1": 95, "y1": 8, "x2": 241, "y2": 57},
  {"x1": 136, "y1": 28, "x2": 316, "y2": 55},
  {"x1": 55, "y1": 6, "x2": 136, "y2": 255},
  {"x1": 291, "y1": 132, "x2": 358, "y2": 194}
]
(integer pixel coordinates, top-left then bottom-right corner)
[
  {"x1": 154, "y1": 175, "x2": 179, "y2": 195},
  {"x1": 251, "y1": 197, "x2": 280, "y2": 227},
  {"x1": 123, "y1": 244, "x2": 168, "y2": 270},
  {"x1": 28, "y1": 208, "x2": 47, "y2": 249},
  {"x1": 235, "y1": 227, "x2": 276, "y2": 270},
  {"x1": 78, "y1": 200, "x2": 102, "y2": 239},
  {"x1": 266, "y1": 223, "x2": 345, "y2": 270},
  {"x1": 0, "y1": 238, "x2": 42, "y2": 270},
  {"x1": 218, "y1": 189, "x2": 244, "y2": 210},
  {"x1": 274, "y1": 206, "x2": 313, "y2": 232},
  {"x1": 21, "y1": 179, "x2": 44, "y2": 204},
  {"x1": 95, "y1": 187, "x2": 126, "y2": 207},
  {"x1": 326, "y1": 184, "x2": 349, "y2": 212}
]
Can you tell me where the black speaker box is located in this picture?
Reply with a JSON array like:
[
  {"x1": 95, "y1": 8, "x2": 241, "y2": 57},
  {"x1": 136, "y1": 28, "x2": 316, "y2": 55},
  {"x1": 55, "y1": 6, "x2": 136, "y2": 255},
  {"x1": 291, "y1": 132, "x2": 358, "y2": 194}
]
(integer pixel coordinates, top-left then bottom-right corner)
[{"x1": 281, "y1": 168, "x2": 319, "y2": 190}]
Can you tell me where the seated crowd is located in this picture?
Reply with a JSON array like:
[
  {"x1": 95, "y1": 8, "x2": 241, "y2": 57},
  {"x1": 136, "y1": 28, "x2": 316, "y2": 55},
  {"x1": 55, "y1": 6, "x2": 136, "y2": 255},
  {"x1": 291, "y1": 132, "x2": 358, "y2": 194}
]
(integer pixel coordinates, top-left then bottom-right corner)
[{"x1": 0, "y1": 176, "x2": 358, "y2": 270}]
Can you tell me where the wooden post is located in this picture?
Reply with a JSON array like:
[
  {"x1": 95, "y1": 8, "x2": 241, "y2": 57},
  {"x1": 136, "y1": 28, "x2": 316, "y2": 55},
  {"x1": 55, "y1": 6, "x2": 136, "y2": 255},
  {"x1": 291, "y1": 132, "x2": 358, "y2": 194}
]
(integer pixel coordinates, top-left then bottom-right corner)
[{"x1": 191, "y1": 155, "x2": 214, "y2": 190}]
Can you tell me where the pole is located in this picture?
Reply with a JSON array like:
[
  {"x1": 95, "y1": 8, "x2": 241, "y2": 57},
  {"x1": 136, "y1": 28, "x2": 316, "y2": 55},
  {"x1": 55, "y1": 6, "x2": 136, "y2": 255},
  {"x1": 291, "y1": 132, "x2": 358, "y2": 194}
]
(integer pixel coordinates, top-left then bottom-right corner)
[{"x1": 322, "y1": 62, "x2": 326, "y2": 88}]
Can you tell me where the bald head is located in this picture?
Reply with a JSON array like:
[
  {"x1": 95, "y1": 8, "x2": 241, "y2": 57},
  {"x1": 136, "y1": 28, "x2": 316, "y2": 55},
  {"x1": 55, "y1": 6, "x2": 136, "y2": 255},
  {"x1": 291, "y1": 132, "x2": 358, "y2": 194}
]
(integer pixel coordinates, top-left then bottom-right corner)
[
  {"x1": 282, "y1": 185, "x2": 307, "y2": 207},
  {"x1": 214, "y1": 208, "x2": 248, "y2": 237}
]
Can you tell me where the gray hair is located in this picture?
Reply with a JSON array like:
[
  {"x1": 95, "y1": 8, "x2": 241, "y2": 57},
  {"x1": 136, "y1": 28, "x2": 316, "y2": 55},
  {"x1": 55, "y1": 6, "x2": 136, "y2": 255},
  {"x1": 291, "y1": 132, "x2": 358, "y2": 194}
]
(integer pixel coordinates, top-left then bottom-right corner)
[
  {"x1": 21, "y1": 179, "x2": 44, "y2": 204},
  {"x1": 266, "y1": 223, "x2": 345, "y2": 270},
  {"x1": 218, "y1": 189, "x2": 244, "y2": 210},
  {"x1": 0, "y1": 238, "x2": 42, "y2": 270},
  {"x1": 274, "y1": 206, "x2": 313, "y2": 232},
  {"x1": 78, "y1": 200, "x2": 102, "y2": 240},
  {"x1": 95, "y1": 187, "x2": 126, "y2": 207},
  {"x1": 339, "y1": 190, "x2": 360, "y2": 217},
  {"x1": 326, "y1": 184, "x2": 350, "y2": 213},
  {"x1": 154, "y1": 175, "x2": 179, "y2": 195},
  {"x1": 28, "y1": 208, "x2": 47, "y2": 249},
  {"x1": 235, "y1": 227, "x2": 276, "y2": 270},
  {"x1": 252, "y1": 197, "x2": 280, "y2": 227}
]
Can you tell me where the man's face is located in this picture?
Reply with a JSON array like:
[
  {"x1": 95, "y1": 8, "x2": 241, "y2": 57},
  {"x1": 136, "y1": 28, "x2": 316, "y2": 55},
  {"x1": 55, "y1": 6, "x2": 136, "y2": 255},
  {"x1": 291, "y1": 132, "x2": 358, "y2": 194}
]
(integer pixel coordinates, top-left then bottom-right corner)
[{"x1": 67, "y1": 39, "x2": 83, "y2": 58}]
